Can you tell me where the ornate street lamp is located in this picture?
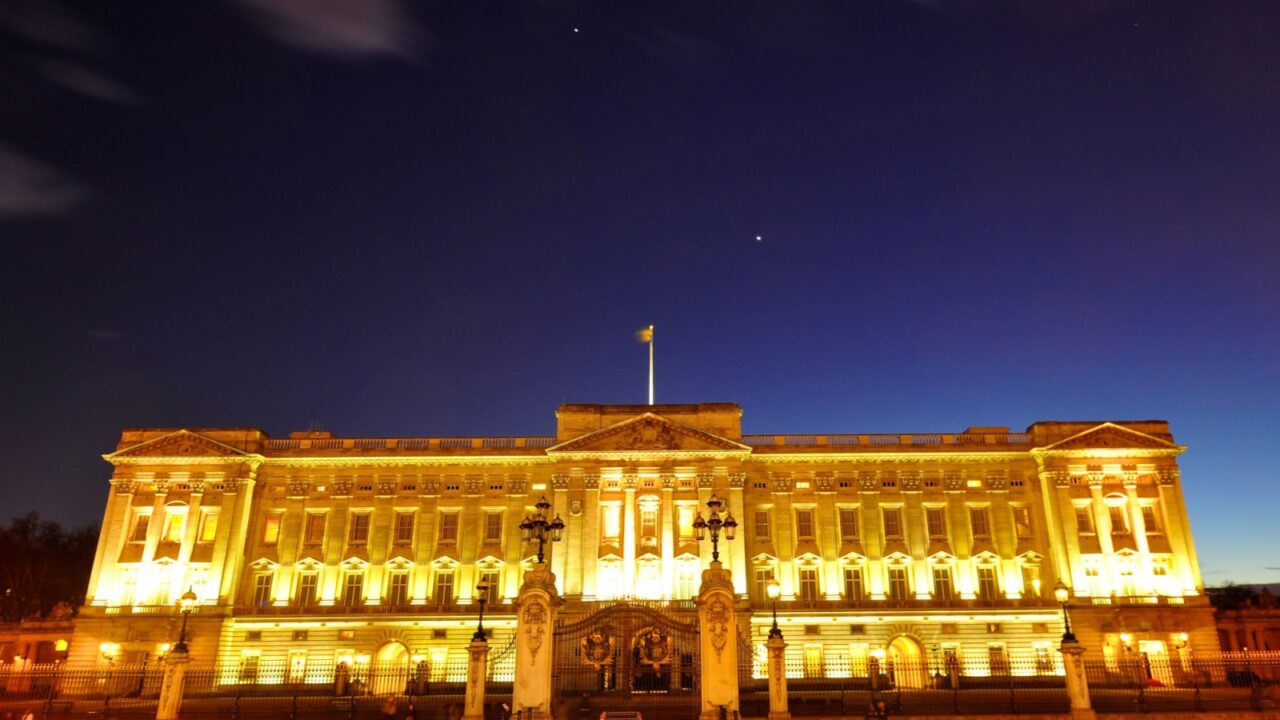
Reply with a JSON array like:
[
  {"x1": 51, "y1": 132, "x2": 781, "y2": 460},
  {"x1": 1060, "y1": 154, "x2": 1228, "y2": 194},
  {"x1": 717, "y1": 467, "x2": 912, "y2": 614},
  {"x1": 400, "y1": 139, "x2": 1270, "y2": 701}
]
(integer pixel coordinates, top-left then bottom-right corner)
[
  {"x1": 519, "y1": 496, "x2": 565, "y2": 564},
  {"x1": 766, "y1": 577, "x2": 782, "y2": 640},
  {"x1": 692, "y1": 494, "x2": 737, "y2": 563},
  {"x1": 1053, "y1": 581, "x2": 1076, "y2": 644},
  {"x1": 473, "y1": 580, "x2": 492, "y2": 642},
  {"x1": 171, "y1": 586, "x2": 198, "y2": 654}
]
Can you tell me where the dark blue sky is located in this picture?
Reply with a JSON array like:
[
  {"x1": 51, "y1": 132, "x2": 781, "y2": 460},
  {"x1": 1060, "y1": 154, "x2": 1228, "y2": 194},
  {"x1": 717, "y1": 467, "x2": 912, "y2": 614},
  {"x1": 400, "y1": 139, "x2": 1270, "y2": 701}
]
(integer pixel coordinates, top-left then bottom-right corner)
[{"x1": 2, "y1": 1, "x2": 1277, "y2": 583}]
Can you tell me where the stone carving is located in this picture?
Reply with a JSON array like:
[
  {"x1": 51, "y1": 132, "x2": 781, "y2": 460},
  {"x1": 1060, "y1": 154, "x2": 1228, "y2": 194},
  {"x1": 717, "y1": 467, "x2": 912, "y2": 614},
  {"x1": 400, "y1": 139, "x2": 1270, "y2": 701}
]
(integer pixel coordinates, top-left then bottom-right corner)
[
  {"x1": 660, "y1": 473, "x2": 676, "y2": 489},
  {"x1": 1053, "y1": 426, "x2": 1173, "y2": 450},
  {"x1": 1157, "y1": 469, "x2": 1179, "y2": 485},
  {"x1": 622, "y1": 417, "x2": 680, "y2": 450},
  {"x1": 378, "y1": 478, "x2": 397, "y2": 495},
  {"x1": 287, "y1": 478, "x2": 309, "y2": 496},
  {"x1": 622, "y1": 473, "x2": 638, "y2": 489},
  {"x1": 581, "y1": 474, "x2": 600, "y2": 489},
  {"x1": 900, "y1": 473, "x2": 920, "y2": 492},
  {"x1": 696, "y1": 473, "x2": 714, "y2": 489},
  {"x1": 423, "y1": 478, "x2": 440, "y2": 495},
  {"x1": 859, "y1": 472, "x2": 878, "y2": 492},
  {"x1": 944, "y1": 472, "x2": 964, "y2": 491},
  {"x1": 112, "y1": 478, "x2": 137, "y2": 494},
  {"x1": 728, "y1": 472, "x2": 746, "y2": 489},
  {"x1": 987, "y1": 472, "x2": 1006, "y2": 491},
  {"x1": 772, "y1": 473, "x2": 793, "y2": 492},
  {"x1": 551, "y1": 474, "x2": 570, "y2": 490},
  {"x1": 507, "y1": 477, "x2": 526, "y2": 494},
  {"x1": 706, "y1": 599, "x2": 731, "y2": 660},
  {"x1": 634, "y1": 627, "x2": 673, "y2": 670},
  {"x1": 333, "y1": 479, "x2": 353, "y2": 495},
  {"x1": 523, "y1": 601, "x2": 547, "y2": 660},
  {"x1": 465, "y1": 476, "x2": 483, "y2": 494},
  {"x1": 580, "y1": 630, "x2": 616, "y2": 669},
  {"x1": 569, "y1": 499, "x2": 583, "y2": 516},
  {"x1": 815, "y1": 472, "x2": 834, "y2": 492}
]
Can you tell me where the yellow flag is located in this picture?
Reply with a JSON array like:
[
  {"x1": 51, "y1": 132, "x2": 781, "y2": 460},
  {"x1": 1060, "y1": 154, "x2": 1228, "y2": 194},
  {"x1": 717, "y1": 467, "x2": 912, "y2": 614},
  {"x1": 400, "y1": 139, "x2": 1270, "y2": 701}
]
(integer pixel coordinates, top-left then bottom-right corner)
[{"x1": 635, "y1": 326, "x2": 653, "y2": 343}]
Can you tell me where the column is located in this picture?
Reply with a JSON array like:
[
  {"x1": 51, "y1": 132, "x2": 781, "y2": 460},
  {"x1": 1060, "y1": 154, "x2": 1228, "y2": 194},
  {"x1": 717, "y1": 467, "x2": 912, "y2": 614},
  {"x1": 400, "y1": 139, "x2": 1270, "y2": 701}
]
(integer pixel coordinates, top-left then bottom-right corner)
[
  {"x1": 698, "y1": 561, "x2": 739, "y2": 720},
  {"x1": 216, "y1": 468, "x2": 260, "y2": 605},
  {"x1": 581, "y1": 478, "x2": 600, "y2": 600},
  {"x1": 727, "y1": 472, "x2": 749, "y2": 595},
  {"x1": 1125, "y1": 482, "x2": 1153, "y2": 591},
  {"x1": 511, "y1": 563, "x2": 559, "y2": 720},
  {"x1": 155, "y1": 648, "x2": 191, "y2": 720},
  {"x1": 623, "y1": 480, "x2": 637, "y2": 595},
  {"x1": 661, "y1": 476, "x2": 676, "y2": 596},
  {"x1": 767, "y1": 633, "x2": 791, "y2": 720},
  {"x1": 551, "y1": 478, "x2": 569, "y2": 589},
  {"x1": 87, "y1": 477, "x2": 134, "y2": 603},
  {"x1": 463, "y1": 637, "x2": 490, "y2": 720}
]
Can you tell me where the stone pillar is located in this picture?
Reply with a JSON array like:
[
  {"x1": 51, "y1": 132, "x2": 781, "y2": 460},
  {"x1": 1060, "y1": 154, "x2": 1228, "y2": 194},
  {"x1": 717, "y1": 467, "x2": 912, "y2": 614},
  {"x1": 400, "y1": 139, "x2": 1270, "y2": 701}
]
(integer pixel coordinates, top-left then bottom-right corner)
[
  {"x1": 155, "y1": 650, "x2": 190, "y2": 720},
  {"x1": 463, "y1": 638, "x2": 491, "y2": 720},
  {"x1": 766, "y1": 634, "x2": 790, "y2": 720},
  {"x1": 698, "y1": 561, "x2": 739, "y2": 720},
  {"x1": 1059, "y1": 642, "x2": 1095, "y2": 720},
  {"x1": 512, "y1": 563, "x2": 559, "y2": 720}
]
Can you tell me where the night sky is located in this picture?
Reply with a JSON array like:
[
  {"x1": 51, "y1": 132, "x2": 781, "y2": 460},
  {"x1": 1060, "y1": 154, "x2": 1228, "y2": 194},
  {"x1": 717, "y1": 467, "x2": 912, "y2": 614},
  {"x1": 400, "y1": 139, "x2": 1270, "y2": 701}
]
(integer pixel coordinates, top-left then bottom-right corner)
[{"x1": 2, "y1": 1, "x2": 1277, "y2": 584}]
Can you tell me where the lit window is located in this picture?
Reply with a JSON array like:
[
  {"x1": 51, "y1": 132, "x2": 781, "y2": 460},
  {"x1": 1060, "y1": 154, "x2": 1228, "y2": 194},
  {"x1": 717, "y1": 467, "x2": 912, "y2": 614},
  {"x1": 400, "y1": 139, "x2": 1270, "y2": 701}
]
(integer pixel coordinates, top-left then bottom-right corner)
[
  {"x1": 838, "y1": 508, "x2": 859, "y2": 540},
  {"x1": 1021, "y1": 565, "x2": 1041, "y2": 597},
  {"x1": 883, "y1": 508, "x2": 903, "y2": 540},
  {"x1": 163, "y1": 512, "x2": 185, "y2": 543},
  {"x1": 438, "y1": 513, "x2": 458, "y2": 542},
  {"x1": 395, "y1": 512, "x2": 415, "y2": 544},
  {"x1": 432, "y1": 571, "x2": 454, "y2": 604},
  {"x1": 342, "y1": 572, "x2": 364, "y2": 606},
  {"x1": 754, "y1": 567, "x2": 775, "y2": 601},
  {"x1": 295, "y1": 573, "x2": 318, "y2": 607},
  {"x1": 798, "y1": 567, "x2": 819, "y2": 601},
  {"x1": 1012, "y1": 506, "x2": 1033, "y2": 539},
  {"x1": 639, "y1": 500, "x2": 659, "y2": 541},
  {"x1": 601, "y1": 505, "x2": 621, "y2": 542},
  {"x1": 969, "y1": 507, "x2": 990, "y2": 538},
  {"x1": 1141, "y1": 505, "x2": 1162, "y2": 534},
  {"x1": 1075, "y1": 506, "x2": 1094, "y2": 534},
  {"x1": 1109, "y1": 506, "x2": 1129, "y2": 533},
  {"x1": 796, "y1": 509, "x2": 815, "y2": 539},
  {"x1": 887, "y1": 567, "x2": 909, "y2": 601},
  {"x1": 349, "y1": 513, "x2": 370, "y2": 543},
  {"x1": 977, "y1": 566, "x2": 999, "y2": 601},
  {"x1": 933, "y1": 566, "x2": 954, "y2": 600},
  {"x1": 478, "y1": 570, "x2": 499, "y2": 603},
  {"x1": 198, "y1": 512, "x2": 219, "y2": 543},
  {"x1": 843, "y1": 566, "x2": 864, "y2": 600},
  {"x1": 926, "y1": 507, "x2": 947, "y2": 539},
  {"x1": 253, "y1": 573, "x2": 273, "y2": 607},
  {"x1": 262, "y1": 513, "x2": 282, "y2": 544},
  {"x1": 679, "y1": 505, "x2": 697, "y2": 540},
  {"x1": 130, "y1": 513, "x2": 151, "y2": 543},
  {"x1": 387, "y1": 571, "x2": 409, "y2": 606},
  {"x1": 753, "y1": 510, "x2": 771, "y2": 539}
]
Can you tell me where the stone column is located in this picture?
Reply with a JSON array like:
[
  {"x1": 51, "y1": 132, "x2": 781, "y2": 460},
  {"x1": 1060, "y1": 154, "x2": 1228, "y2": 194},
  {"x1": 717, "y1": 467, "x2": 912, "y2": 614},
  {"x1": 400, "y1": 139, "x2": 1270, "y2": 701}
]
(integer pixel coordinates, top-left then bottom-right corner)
[
  {"x1": 155, "y1": 649, "x2": 191, "y2": 720},
  {"x1": 463, "y1": 638, "x2": 491, "y2": 720},
  {"x1": 512, "y1": 563, "x2": 559, "y2": 720},
  {"x1": 698, "y1": 562, "x2": 739, "y2": 720},
  {"x1": 766, "y1": 633, "x2": 790, "y2": 720},
  {"x1": 1059, "y1": 642, "x2": 1095, "y2": 720},
  {"x1": 623, "y1": 481, "x2": 637, "y2": 595}
]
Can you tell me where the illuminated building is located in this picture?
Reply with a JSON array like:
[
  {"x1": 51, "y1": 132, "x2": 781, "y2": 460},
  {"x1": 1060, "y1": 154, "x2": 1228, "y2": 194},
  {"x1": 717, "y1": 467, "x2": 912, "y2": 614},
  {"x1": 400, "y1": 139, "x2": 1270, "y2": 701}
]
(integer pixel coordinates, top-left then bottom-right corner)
[{"x1": 70, "y1": 403, "x2": 1216, "y2": 684}]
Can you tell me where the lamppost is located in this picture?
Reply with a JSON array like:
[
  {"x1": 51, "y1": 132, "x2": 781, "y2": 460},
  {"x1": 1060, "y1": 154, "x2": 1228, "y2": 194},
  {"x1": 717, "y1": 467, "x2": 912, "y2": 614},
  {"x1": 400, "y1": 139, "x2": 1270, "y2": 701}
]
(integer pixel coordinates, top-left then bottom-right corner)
[
  {"x1": 1053, "y1": 581, "x2": 1076, "y2": 644},
  {"x1": 473, "y1": 580, "x2": 491, "y2": 642},
  {"x1": 766, "y1": 578, "x2": 783, "y2": 640},
  {"x1": 172, "y1": 586, "x2": 198, "y2": 654},
  {"x1": 692, "y1": 494, "x2": 738, "y2": 563},
  {"x1": 519, "y1": 496, "x2": 565, "y2": 563}
]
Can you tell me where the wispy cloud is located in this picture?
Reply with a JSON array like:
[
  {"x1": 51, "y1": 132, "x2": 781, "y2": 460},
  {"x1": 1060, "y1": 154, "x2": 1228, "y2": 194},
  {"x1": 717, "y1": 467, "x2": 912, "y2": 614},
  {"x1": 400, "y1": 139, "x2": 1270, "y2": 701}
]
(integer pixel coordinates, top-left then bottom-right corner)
[
  {"x1": 39, "y1": 60, "x2": 137, "y2": 104},
  {"x1": 237, "y1": 0, "x2": 421, "y2": 59},
  {"x1": 0, "y1": 0, "x2": 105, "y2": 55},
  {"x1": 0, "y1": 144, "x2": 87, "y2": 218}
]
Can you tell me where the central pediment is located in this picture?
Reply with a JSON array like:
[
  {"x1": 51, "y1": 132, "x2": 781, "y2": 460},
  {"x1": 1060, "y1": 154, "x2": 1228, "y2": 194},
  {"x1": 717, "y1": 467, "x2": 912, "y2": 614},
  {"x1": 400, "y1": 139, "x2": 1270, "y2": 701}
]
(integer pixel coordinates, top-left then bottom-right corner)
[
  {"x1": 108, "y1": 429, "x2": 252, "y2": 459},
  {"x1": 1042, "y1": 423, "x2": 1180, "y2": 452},
  {"x1": 547, "y1": 413, "x2": 750, "y2": 455}
]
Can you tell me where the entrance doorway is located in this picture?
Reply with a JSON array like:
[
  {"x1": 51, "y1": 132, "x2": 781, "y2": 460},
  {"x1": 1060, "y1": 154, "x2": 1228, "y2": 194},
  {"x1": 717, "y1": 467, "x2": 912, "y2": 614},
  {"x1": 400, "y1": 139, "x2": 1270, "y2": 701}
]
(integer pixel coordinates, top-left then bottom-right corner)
[
  {"x1": 887, "y1": 635, "x2": 926, "y2": 689},
  {"x1": 372, "y1": 641, "x2": 410, "y2": 696}
]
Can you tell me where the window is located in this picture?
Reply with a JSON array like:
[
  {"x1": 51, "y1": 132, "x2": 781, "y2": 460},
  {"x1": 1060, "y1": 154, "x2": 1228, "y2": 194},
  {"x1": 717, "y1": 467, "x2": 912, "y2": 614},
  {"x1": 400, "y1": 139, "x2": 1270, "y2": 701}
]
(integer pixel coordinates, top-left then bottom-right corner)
[
  {"x1": 678, "y1": 505, "x2": 696, "y2": 540},
  {"x1": 484, "y1": 513, "x2": 503, "y2": 542},
  {"x1": 754, "y1": 568, "x2": 775, "y2": 601},
  {"x1": 843, "y1": 567, "x2": 864, "y2": 600},
  {"x1": 439, "y1": 513, "x2": 458, "y2": 542},
  {"x1": 795, "y1": 509, "x2": 815, "y2": 540},
  {"x1": 883, "y1": 508, "x2": 903, "y2": 540},
  {"x1": 753, "y1": 510, "x2": 771, "y2": 539},
  {"x1": 1075, "y1": 506, "x2": 1094, "y2": 534},
  {"x1": 394, "y1": 512, "x2": 415, "y2": 544},
  {"x1": 639, "y1": 505, "x2": 658, "y2": 540},
  {"x1": 198, "y1": 511, "x2": 218, "y2": 543},
  {"x1": 1141, "y1": 505, "x2": 1162, "y2": 534},
  {"x1": 926, "y1": 507, "x2": 947, "y2": 539},
  {"x1": 262, "y1": 513, "x2": 282, "y2": 544},
  {"x1": 342, "y1": 572, "x2": 364, "y2": 607},
  {"x1": 798, "y1": 567, "x2": 819, "y2": 601},
  {"x1": 478, "y1": 570, "x2": 500, "y2": 603},
  {"x1": 130, "y1": 513, "x2": 150, "y2": 543},
  {"x1": 1109, "y1": 506, "x2": 1129, "y2": 533},
  {"x1": 295, "y1": 573, "x2": 318, "y2": 607},
  {"x1": 969, "y1": 507, "x2": 990, "y2": 538},
  {"x1": 933, "y1": 566, "x2": 953, "y2": 600},
  {"x1": 977, "y1": 566, "x2": 999, "y2": 601},
  {"x1": 433, "y1": 571, "x2": 454, "y2": 604},
  {"x1": 988, "y1": 644, "x2": 1010, "y2": 675},
  {"x1": 676, "y1": 559, "x2": 698, "y2": 599},
  {"x1": 287, "y1": 650, "x2": 308, "y2": 683},
  {"x1": 887, "y1": 567, "x2": 909, "y2": 601},
  {"x1": 838, "y1": 508, "x2": 859, "y2": 540},
  {"x1": 162, "y1": 511, "x2": 185, "y2": 543},
  {"x1": 1012, "y1": 506, "x2": 1033, "y2": 539},
  {"x1": 253, "y1": 573, "x2": 273, "y2": 607},
  {"x1": 305, "y1": 514, "x2": 326, "y2": 545},
  {"x1": 239, "y1": 651, "x2": 261, "y2": 682},
  {"x1": 601, "y1": 505, "x2": 621, "y2": 542},
  {"x1": 349, "y1": 514, "x2": 370, "y2": 543},
  {"x1": 1022, "y1": 565, "x2": 1041, "y2": 597},
  {"x1": 387, "y1": 571, "x2": 409, "y2": 606}
]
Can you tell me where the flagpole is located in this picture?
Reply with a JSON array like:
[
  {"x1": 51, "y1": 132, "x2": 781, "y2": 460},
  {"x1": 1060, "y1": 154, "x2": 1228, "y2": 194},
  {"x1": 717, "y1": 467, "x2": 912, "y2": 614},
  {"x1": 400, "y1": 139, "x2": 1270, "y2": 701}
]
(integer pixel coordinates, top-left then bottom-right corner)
[{"x1": 647, "y1": 325, "x2": 655, "y2": 405}]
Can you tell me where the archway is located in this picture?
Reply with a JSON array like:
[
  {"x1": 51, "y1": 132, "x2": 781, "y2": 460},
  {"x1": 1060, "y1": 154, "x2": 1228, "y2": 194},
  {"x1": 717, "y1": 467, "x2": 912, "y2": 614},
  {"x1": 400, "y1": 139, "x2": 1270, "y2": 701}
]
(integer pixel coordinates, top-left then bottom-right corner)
[
  {"x1": 887, "y1": 635, "x2": 926, "y2": 689},
  {"x1": 372, "y1": 641, "x2": 410, "y2": 696}
]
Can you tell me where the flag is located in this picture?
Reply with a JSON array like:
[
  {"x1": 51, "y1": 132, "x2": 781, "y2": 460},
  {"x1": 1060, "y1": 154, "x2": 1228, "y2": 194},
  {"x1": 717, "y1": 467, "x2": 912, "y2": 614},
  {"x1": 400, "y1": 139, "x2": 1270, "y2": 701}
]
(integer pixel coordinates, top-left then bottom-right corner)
[{"x1": 635, "y1": 326, "x2": 653, "y2": 343}]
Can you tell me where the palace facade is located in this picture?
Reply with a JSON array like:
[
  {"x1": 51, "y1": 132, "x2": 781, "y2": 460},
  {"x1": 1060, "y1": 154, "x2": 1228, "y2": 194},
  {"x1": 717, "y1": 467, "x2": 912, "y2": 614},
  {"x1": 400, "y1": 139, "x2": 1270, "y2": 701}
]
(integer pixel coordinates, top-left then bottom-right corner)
[{"x1": 70, "y1": 403, "x2": 1216, "y2": 685}]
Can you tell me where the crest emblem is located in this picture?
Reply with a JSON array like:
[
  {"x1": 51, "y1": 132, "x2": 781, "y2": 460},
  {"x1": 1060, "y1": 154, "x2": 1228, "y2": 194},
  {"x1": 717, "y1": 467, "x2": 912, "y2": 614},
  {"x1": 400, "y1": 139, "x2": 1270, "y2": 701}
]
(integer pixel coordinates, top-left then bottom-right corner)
[{"x1": 634, "y1": 626, "x2": 673, "y2": 670}]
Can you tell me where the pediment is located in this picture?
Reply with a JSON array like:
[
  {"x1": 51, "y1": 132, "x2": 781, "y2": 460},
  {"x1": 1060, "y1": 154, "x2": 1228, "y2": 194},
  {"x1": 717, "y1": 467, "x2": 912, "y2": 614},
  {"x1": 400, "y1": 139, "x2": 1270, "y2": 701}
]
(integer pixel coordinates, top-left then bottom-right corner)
[
  {"x1": 1043, "y1": 423, "x2": 1178, "y2": 451},
  {"x1": 548, "y1": 413, "x2": 749, "y2": 454},
  {"x1": 111, "y1": 430, "x2": 250, "y2": 459}
]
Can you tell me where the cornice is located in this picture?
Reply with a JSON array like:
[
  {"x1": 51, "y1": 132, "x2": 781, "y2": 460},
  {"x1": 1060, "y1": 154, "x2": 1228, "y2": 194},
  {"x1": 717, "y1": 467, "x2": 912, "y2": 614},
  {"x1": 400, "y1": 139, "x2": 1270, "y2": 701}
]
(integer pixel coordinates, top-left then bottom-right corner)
[
  {"x1": 261, "y1": 455, "x2": 555, "y2": 469},
  {"x1": 106, "y1": 454, "x2": 265, "y2": 467},
  {"x1": 1029, "y1": 448, "x2": 1185, "y2": 459},
  {"x1": 745, "y1": 452, "x2": 1030, "y2": 464},
  {"x1": 548, "y1": 449, "x2": 751, "y2": 463}
]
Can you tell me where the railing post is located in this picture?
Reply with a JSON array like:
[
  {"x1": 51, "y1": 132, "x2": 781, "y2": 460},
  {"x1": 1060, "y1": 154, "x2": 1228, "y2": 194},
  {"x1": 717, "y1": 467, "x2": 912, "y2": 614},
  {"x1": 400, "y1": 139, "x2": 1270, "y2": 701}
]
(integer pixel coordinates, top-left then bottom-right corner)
[
  {"x1": 155, "y1": 649, "x2": 191, "y2": 720},
  {"x1": 765, "y1": 633, "x2": 790, "y2": 720},
  {"x1": 1058, "y1": 642, "x2": 1095, "y2": 720}
]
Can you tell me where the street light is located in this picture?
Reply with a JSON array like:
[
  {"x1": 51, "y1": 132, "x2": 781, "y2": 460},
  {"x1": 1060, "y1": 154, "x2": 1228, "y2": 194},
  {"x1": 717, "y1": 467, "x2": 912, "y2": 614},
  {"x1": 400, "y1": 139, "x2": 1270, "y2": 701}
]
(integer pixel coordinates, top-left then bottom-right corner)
[
  {"x1": 692, "y1": 494, "x2": 738, "y2": 563},
  {"x1": 766, "y1": 578, "x2": 782, "y2": 640},
  {"x1": 172, "y1": 586, "x2": 198, "y2": 654},
  {"x1": 519, "y1": 496, "x2": 565, "y2": 564},
  {"x1": 1053, "y1": 581, "x2": 1076, "y2": 644},
  {"x1": 473, "y1": 580, "x2": 492, "y2": 642}
]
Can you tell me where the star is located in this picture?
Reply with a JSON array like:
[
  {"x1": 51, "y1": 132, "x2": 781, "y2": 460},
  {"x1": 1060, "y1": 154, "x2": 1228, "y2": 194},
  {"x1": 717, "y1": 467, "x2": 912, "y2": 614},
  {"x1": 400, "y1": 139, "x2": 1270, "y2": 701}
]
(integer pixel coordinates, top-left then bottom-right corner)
[
  {"x1": 755, "y1": 235, "x2": 763, "y2": 242},
  {"x1": 573, "y1": 27, "x2": 580, "y2": 33}
]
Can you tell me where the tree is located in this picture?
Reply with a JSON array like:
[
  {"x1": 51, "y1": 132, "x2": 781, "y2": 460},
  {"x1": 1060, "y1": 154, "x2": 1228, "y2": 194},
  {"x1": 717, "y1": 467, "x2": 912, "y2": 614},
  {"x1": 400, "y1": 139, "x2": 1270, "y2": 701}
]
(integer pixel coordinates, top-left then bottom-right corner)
[
  {"x1": 1207, "y1": 581, "x2": 1260, "y2": 611},
  {"x1": 0, "y1": 513, "x2": 99, "y2": 622}
]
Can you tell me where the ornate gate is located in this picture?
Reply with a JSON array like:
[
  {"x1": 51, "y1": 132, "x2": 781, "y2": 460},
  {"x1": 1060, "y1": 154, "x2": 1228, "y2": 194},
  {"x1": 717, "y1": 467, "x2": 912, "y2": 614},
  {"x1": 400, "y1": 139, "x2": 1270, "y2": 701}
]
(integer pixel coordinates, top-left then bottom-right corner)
[{"x1": 552, "y1": 603, "x2": 701, "y2": 717}]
